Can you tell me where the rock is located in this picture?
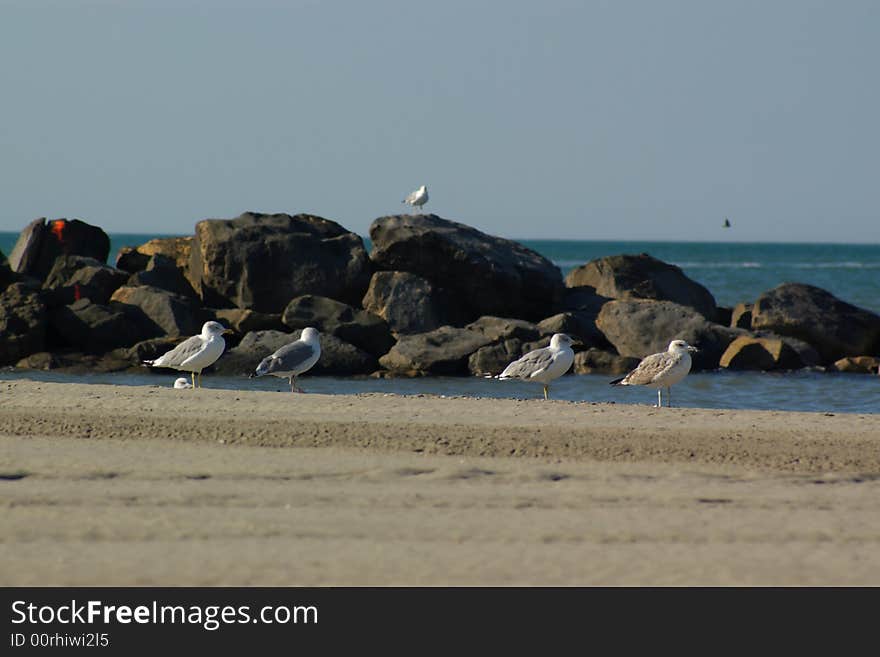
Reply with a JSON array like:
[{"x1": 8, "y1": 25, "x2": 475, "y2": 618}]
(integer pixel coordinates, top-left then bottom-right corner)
[
  {"x1": 8, "y1": 218, "x2": 110, "y2": 280},
  {"x1": 190, "y1": 212, "x2": 371, "y2": 312},
  {"x1": 115, "y1": 236, "x2": 193, "y2": 275},
  {"x1": 573, "y1": 348, "x2": 641, "y2": 375},
  {"x1": 468, "y1": 339, "x2": 527, "y2": 376},
  {"x1": 127, "y1": 254, "x2": 198, "y2": 299},
  {"x1": 124, "y1": 336, "x2": 187, "y2": 363},
  {"x1": 110, "y1": 285, "x2": 201, "y2": 339},
  {"x1": 282, "y1": 295, "x2": 395, "y2": 357},
  {"x1": 830, "y1": 356, "x2": 880, "y2": 374},
  {"x1": 730, "y1": 303, "x2": 753, "y2": 329},
  {"x1": 596, "y1": 298, "x2": 745, "y2": 370},
  {"x1": 361, "y1": 271, "x2": 466, "y2": 334},
  {"x1": 369, "y1": 214, "x2": 564, "y2": 322},
  {"x1": 750, "y1": 283, "x2": 880, "y2": 363},
  {"x1": 215, "y1": 329, "x2": 376, "y2": 377},
  {"x1": 48, "y1": 299, "x2": 141, "y2": 353},
  {"x1": 0, "y1": 281, "x2": 48, "y2": 365},
  {"x1": 379, "y1": 326, "x2": 495, "y2": 375},
  {"x1": 209, "y1": 308, "x2": 285, "y2": 334},
  {"x1": 536, "y1": 312, "x2": 610, "y2": 348},
  {"x1": 0, "y1": 249, "x2": 14, "y2": 292},
  {"x1": 719, "y1": 336, "x2": 812, "y2": 371},
  {"x1": 465, "y1": 316, "x2": 541, "y2": 343},
  {"x1": 15, "y1": 351, "x2": 61, "y2": 370},
  {"x1": 565, "y1": 253, "x2": 717, "y2": 319},
  {"x1": 41, "y1": 255, "x2": 129, "y2": 307},
  {"x1": 715, "y1": 306, "x2": 733, "y2": 327}
]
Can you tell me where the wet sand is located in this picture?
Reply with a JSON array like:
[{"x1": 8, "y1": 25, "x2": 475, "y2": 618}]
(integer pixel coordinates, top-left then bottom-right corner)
[{"x1": 1, "y1": 379, "x2": 878, "y2": 585}]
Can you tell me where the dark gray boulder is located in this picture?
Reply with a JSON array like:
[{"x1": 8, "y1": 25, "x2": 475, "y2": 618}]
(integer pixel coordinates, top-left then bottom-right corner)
[
  {"x1": 467, "y1": 339, "x2": 528, "y2": 376},
  {"x1": 0, "y1": 281, "x2": 48, "y2": 365},
  {"x1": 282, "y1": 295, "x2": 395, "y2": 357},
  {"x1": 361, "y1": 270, "x2": 466, "y2": 334},
  {"x1": 379, "y1": 326, "x2": 496, "y2": 375},
  {"x1": 730, "y1": 302, "x2": 753, "y2": 329},
  {"x1": 42, "y1": 255, "x2": 130, "y2": 307},
  {"x1": 369, "y1": 214, "x2": 564, "y2": 322},
  {"x1": 208, "y1": 308, "x2": 285, "y2": 334},
  {"x1": 128, "y1": 254, "x2": 198, "y2": 299},
  {"x1": 190, "y1": 212, "x2": 371, "y2": 312},
  {"x1": 48, "y1": 299, "x2": 141, "y2": 353},
  {"x1": 109, "y1": 285, "x2": 201, "y2": 339},
  {"x1": 573, "y1": 348, "x2": 641, "y2": 375},
  {"x1": 215, "y1": 329, "x2": 376, "y2": 377},
  {"x1": 8, "y1": 218, "x2": 110, "y2": 280},
  {"x1": 565, "y1": 253, "x2": 717, "y2": 319},
  {"x1": 750, "y1": 283, "x2": 880, "y2": 363},
  {"x1": 831, "y1": 356, "x2": 880, "y2": 374},
  {"x1": 536, "y1": 312, "x2": 610, "y2": 348},
  {"x1": 465, "y1": 316, "x2": 541, "y2": 343},
  {"x1": 596, "y1": 298, "x2": 745, "y2": 370}
]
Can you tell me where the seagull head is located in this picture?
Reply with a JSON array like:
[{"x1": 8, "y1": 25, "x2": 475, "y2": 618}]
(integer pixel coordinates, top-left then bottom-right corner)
[
  {"x1": 668, "y1": 339, "x2": 698, "y2": 354},
  {"x1": 201, "y1": 321, "x2": 230, "y2": 338},
  {"x1": 550, "y1": 333, "x2": 573, "y2": 349},
  {"x1": 300, "y1": 327, "x2": 321, "y2": 344}
]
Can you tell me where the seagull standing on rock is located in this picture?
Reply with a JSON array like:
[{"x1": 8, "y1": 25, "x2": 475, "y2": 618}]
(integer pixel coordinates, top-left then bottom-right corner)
[
  {"x1": 498, "y1": 333, "x2": 575, "y2": 400},
  {"x1": 143, "y1": 320, "x2": 231, "y2": 389},
  {"x1": 610, "y1": 339, "x2": 698, "y2": 408},
  {"x1": 402, "y1": 184, "x2": 428, "y2": 213},
  {"x1": 250, "y1": 327, "x2": 322, "y2": 393}
]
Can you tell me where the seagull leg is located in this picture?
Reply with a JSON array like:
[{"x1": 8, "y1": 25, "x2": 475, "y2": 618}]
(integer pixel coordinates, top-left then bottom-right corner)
[
  {"x1": 191, "y1": 372, "x2": 197, "y2": 389},
  {"x1": 543, "y1": 385, "x2": 549, "y2": 400},
  {"x1": 289, "y1": 375, "x2": 295, "y2": 393},
  {"x1": 198, "y1": 372, "x2": 202, "y2": 389},
  {"x1": 656, "y1": 388, "x2": 662, "y2": 408}
]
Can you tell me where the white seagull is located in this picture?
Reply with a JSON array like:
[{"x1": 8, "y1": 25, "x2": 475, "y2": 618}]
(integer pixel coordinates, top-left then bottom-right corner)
[
  {"x1": 402, "y1": 184, "x2": 428, "y2": 213},
  {"x1": 143, "y1": 320, "x2": 231, "y2": 389},
  {"x1": 173, "y1": 377, "x2": 193, "y2": 389},
  {"x1": 610, "y1": 339, "x2": 698, "y2": 407},
  {"x1": 250, "y1": 327, "x2": 322, "y2": 393},
  {"x1": 498, "y1": 333, "x2": 575, "y2": 400}
]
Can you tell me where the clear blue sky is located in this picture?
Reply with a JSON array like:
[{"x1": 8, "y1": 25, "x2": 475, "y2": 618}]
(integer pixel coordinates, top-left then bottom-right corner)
[{"x1": 1, "y1": 0, "x2": 878, "y2": 242}]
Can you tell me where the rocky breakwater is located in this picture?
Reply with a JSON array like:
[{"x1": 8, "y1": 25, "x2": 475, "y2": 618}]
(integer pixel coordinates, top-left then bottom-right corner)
[{"x1": 2, "y1": 213, "x2": 878, "y2": 379}]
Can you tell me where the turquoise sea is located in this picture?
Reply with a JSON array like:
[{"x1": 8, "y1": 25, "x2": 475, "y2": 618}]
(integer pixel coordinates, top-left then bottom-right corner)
[{"x1": 2, "y1": 231, "x2": 878, "y2": 414}]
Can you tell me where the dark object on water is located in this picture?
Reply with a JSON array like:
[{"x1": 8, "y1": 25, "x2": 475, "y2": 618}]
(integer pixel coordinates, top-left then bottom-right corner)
[{"x1": 723, "y1": 217, "x2": 731, "y2": 228}]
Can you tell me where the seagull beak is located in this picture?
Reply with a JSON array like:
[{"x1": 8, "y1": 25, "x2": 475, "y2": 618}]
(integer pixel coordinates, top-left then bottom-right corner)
[
  {"x1": 223, "y1": 329, "x2": 234, "y2": 335},
  {"x1": 688, "y1": 346, "x2": 699, "y2": 352}
]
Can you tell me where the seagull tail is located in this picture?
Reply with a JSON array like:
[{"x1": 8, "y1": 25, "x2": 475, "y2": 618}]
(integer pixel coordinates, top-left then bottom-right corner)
[{"x1": 609, "y1": 376, "x2": 625, "y2": 386}]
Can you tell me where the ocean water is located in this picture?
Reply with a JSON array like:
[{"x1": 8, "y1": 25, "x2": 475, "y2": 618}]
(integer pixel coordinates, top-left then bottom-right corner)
[{"x1": 1, "y1": 230, "x2": 878, "y2": 414}]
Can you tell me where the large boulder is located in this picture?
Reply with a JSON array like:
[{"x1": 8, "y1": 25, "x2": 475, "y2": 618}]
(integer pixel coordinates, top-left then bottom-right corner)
[
  {"x1": 361, "y1": 270, "x2": 466, "y2": 334},
  {"x1": 127, "y1": 254, "x2": 198, "y2": 299},
  {"x1": 48, "y1": 299, "x2": 141, "y2": 353},
  {"x1": 115, "y1": 236, "x2": 193, "y2": 275},
  {"x1": 596, "y1": 298, "x2": 744, "y2": 370},
  {"x1": 565, "y1": 253, "x2": 717, "y2": 319},
  {"x1": 719, "y1": 336, "x2": 814, "y2": 371},
  {"x1": 110, "y1": 285, "x2": 201, "y2": 339},
  {"x1": 379, "y1": 326, "x2": 496, "y2": 375},
  {"x1": 208, "y1": 308, "x2": 285, "y2": 334},
  {"x1": 750, "y1": 283, "x2": 880, "y2": 363},
  {"x1": 190, "y1": 212, "x2": 371, "y2": 312},
  {"x1": 0, "y1": 281, "x2": 48, "y2": 365},
  {"x1": 369, "y1": 214, "x2": 564, "y2": 322},
  {"x1": 215, "y1": 329, "x2": 376, "y2": 377},
  {"x1": 42, "y1": 255, "x2": 130, "y2": 307},
  {"x1": 573, "y1": 348, "x2": 641, "y2": 375},
  {"x1": 281, "y1": 295, "x2": 394, "y2": 356},
  {"x1": 8, "y1": 218, "x2": 110, "y2": 280}
]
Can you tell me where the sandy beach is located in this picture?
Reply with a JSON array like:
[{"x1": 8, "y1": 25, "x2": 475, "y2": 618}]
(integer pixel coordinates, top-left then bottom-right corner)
[{"x1": 1, "y1": 378, "x2": 878, "y2": 585}]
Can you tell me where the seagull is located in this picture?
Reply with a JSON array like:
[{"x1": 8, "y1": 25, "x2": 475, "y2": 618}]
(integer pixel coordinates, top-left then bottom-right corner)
[
  {"x1": 723, "y1": 217, "x2": 731, "y2": 228},
  {"x1": 250, "y1": 327, "x2": 322, "y2": 392},
  {"x1": 143, "y1": 321, "x2": 231, "y2": 389},
  {"x1": 173, "y1": 377, "x2": 193, "y2": 389},
  {"x1": 498, "y1": 333, "x2": 575, "y2": 400},
  {"x1": 402, "y1": 184, "x2": 428, "y2": 213},
  {"x1": 610, "y1": 339, "x2": 698, "y2": 407}
]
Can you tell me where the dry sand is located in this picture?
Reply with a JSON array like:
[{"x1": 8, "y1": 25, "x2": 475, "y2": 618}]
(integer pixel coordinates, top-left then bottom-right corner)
[{"x1": 1, "y1": 378, "x2": 878, "y2": 585}]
